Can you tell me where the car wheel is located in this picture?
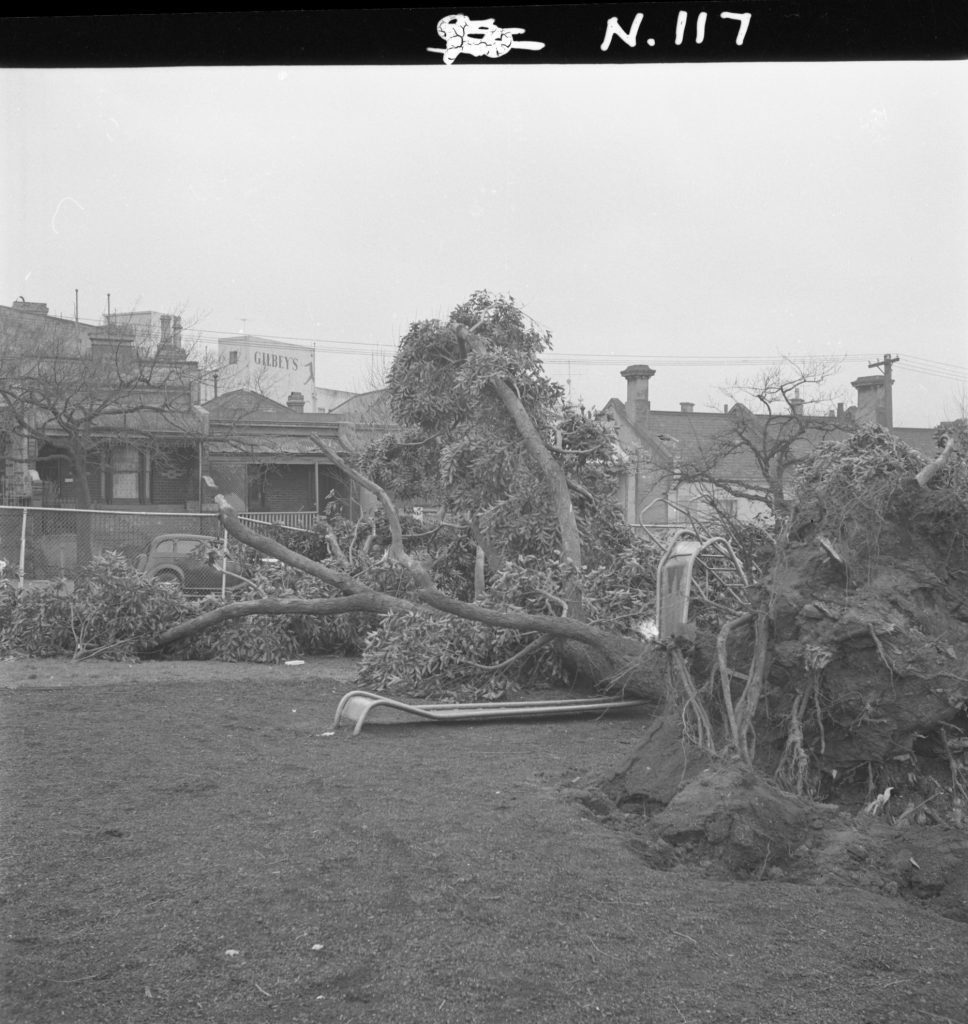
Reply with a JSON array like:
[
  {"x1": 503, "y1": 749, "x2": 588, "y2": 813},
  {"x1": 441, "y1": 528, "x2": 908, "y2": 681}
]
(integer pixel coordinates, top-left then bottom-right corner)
[{"x1": 152, "y1": 568, "x2": 182, "y2": 589}]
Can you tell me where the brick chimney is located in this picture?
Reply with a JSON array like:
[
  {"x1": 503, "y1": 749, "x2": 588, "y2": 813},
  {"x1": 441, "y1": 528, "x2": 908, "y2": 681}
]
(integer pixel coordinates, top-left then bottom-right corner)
[
  {"x1": 679, "y1": 401, "x2": 695, "y2": 414},
  {"x1": 850, "y1": 374, "x2": 892, "y2": 427},
  {"x1": 286, "y1": 391, "x2": 306, "y2": 413},
  {"x1": 620, "y1": 365, "x2": 656, "y2": 427},
  {"x1": 789, "y1": 396, "x2": 805, "y2": 417}
]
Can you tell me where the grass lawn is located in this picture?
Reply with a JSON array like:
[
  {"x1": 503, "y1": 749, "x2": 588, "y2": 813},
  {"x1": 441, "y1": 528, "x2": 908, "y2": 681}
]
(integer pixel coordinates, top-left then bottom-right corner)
[{"x1": 1, "y1": 656, "x2": 966, "y2": 1024}]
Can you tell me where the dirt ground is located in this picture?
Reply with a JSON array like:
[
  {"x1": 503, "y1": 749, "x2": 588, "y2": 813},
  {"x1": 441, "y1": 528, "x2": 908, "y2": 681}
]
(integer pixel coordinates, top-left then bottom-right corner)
[{"x1": 1, "y1": 656, "x2": 966, "y2": 1024}]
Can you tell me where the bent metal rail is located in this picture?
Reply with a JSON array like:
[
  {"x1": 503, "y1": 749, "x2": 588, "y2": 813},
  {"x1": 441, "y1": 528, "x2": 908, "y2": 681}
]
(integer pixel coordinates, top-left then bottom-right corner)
[{"x1": 333, "y1": 690, "x2": 649, "y2": 735}]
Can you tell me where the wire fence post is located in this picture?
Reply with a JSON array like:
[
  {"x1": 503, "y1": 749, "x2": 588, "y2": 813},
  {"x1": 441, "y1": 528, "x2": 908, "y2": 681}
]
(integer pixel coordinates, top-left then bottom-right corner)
[
  {"x1": 17, "y1": 506, "x2": 27, "y2": 591},
  {"x1": 220, "y1": 528, "x2": 229, "y2": 600}
]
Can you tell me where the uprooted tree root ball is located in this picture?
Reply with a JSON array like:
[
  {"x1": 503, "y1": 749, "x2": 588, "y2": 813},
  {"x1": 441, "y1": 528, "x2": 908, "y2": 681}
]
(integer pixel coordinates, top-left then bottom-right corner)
[{"x1": 602, "y1": 424, "x2": 968, "y2": 917}]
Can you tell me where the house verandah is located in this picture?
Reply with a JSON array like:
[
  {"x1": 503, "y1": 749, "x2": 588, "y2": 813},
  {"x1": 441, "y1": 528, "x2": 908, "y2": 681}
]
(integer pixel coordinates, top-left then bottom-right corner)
[
  {"x1": 201, "y1": 389, "x2": 379, "y2": 522},
  {"x1": 0, "y1": 388, "x2": 383, "y2": 519},
  {"x1": 0, "y1": 388, "x2": 390, "y2": 582},
  {"x1": 34, "y1": 438, "x2": 202, "y2": 511}
]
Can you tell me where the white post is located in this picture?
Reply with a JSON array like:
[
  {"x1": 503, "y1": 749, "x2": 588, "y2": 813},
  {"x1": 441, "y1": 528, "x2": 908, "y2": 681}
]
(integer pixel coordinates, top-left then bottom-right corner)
[
  {"x1": 220, "y1": 528, "x2": 229, "y2": 599},
  {"x1": 17, "y1": 506, "x2": 27, "y2": 590}
]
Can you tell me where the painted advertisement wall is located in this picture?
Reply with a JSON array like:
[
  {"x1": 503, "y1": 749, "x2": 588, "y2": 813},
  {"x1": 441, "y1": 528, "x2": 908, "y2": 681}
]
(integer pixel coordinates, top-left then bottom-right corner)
[{"x1": 216, "y1": 335, "x2": 315, "y2": 408}]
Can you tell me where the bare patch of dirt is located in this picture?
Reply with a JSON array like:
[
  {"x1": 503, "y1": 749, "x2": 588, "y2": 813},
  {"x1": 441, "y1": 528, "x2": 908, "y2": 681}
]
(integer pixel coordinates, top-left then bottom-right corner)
[{"x1": 1, "y1": 657, "x2": 967, "y2": 1024}]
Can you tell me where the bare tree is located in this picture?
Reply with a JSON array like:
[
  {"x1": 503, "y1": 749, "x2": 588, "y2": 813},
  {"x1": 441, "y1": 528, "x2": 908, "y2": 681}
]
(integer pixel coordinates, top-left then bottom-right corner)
[
  {"x1": 675, "y1": 358, "x2": 850, "y2": 518},
  {"x1": 0, "y1": 306, "x2": 214, "y2": 561}
]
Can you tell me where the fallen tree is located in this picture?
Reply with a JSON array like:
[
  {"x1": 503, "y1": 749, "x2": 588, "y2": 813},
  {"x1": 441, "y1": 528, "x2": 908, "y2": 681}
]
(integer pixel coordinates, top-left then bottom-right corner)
[
  {"x1": 153, "y1": 492, "x2": 652, "y2": 679},
  {"x1": 153, "y1": 293, "x2": 664, "y2": 697},
  {"x1": 151, "y1": 295, "x2": 968, "y2": 835}
]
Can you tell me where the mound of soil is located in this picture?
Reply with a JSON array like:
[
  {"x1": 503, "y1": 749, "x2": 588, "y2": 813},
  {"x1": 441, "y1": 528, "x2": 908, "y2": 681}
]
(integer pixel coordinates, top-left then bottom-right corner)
[{"x1": 595, "y1": 715, "x2": 968, "y2": 923}]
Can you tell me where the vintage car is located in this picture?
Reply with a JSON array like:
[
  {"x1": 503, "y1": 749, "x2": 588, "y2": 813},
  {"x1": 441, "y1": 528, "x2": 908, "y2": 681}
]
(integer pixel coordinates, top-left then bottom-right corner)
[{"x1": 134, "y1": 534, "x2": 247, "y2": 592}]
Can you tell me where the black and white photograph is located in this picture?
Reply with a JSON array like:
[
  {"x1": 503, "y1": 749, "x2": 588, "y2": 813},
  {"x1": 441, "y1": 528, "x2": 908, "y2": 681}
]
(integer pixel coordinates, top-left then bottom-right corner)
[{"x1": 2, "y1": 7, "x2": 968, "y2": 1023}]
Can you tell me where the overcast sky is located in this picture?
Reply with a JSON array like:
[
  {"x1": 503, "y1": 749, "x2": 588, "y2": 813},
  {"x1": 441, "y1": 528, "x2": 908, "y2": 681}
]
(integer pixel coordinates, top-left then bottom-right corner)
[{"x1": 2, "y1": 59, "x2": 966, "y2": 426}]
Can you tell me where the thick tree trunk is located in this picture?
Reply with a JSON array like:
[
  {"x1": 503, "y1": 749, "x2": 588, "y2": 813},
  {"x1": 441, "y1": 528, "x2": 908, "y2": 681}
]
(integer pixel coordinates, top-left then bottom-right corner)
[
  {"x1": 72, "y1": 444, "x2": 95, "y2": 569},
  {"x1": 555, "y1": 636, "x2": 666, "y2": 700},
  {"x1": 456, "y1": 325, "x2": 585, "y2": 618}
]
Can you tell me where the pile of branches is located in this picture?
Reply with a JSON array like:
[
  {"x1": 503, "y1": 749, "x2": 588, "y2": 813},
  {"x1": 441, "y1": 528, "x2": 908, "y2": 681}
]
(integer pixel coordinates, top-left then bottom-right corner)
[{"x1": 790, "y1": 423, "x2": 968, "y2": 564}]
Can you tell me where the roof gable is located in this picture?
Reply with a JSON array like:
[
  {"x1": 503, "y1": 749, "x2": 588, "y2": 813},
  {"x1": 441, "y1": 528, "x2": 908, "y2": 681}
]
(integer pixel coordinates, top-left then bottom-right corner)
[{"x1": 203, "y1": 388, "x2": 292, "y2": 416}]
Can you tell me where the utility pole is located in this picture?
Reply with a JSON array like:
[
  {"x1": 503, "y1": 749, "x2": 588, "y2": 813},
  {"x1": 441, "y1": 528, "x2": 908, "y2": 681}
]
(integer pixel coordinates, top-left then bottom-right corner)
[{"x1": 868, "y1": 353, "x2": 900, "y2": 428}]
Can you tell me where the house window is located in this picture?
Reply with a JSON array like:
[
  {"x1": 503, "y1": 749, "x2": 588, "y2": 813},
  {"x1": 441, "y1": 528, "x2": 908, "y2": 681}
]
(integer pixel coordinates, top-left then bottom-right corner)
[
  {"x1": 228, "y1": 351, "x2": 239, "y2": 365},
  {"x1": 109, "y1": 445, "x2": 146, "y2": 503},
  {"x1": 717, "y1": 497, "x2": 739, "y2": 518}
]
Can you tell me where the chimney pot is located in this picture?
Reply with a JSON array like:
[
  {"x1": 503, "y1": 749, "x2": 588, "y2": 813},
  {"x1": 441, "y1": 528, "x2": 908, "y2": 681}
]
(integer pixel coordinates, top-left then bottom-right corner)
[{"x1": 286, "y1": 391, "x2": 306, "y2": 413}]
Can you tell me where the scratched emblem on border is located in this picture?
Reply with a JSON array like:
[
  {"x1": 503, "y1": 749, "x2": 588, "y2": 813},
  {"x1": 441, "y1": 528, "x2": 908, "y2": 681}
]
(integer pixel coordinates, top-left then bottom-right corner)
[{"x1": 427, "y1": 14, "x2": 546, "y2": 65}]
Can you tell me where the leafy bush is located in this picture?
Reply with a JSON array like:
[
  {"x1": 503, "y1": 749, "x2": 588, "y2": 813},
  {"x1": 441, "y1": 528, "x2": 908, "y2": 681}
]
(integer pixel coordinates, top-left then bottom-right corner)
[
  {"x1": 0, "y1": 553, "x2": 187, "y2": 660},
  {"x1": 71, "y1": 552, "x2": 188, "y2": 659},
  {"x1": 0, "y1": 553, "x2": 300, "y2": 664},
  {"x1": 357, "y1": 609, "x2": 564, "y2": 700},
  {"x1": 246, "y1": 562, "x2": 380, "y2": 656},
  {"x1": 173, "y1": 594, "x2": 301, "y2": 664},
  {"x1": 0, "y1": 569, "x2": 18, "y2": 631},
  {"x1": 486, "y1": 544, "x2": 658, "y2": 638},
  {"x1": 0, "y1": 580, "x2": 75, "y2": 657}
]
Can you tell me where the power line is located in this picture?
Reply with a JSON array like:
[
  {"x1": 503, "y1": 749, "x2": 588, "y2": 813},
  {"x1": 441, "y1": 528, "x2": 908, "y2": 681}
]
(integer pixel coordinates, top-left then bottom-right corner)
[{"x1": 71, "y1": 310, "x2": 968, "y2": 383}]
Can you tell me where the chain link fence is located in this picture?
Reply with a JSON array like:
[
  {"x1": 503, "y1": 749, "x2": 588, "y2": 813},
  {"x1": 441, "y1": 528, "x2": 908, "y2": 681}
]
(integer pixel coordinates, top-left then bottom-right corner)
[
  {"x1": 0, "y1": 507, "x2": 354, "y2": 586},
  {"x1": 0, "y1": 505, "x2": 225, "y2": 584}
]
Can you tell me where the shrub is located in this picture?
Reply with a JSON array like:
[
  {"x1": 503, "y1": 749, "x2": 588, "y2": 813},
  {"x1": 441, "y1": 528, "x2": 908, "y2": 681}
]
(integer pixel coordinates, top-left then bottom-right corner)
[
  {"x1": 71, "y1": 551, "x2": 188, "y2": 659},
  {"x1": 0, "y1": 580, "x2": 75, "y2": 657},
  {"x1": 172, "y1": 593, "x2": 300, "y2": 664},
  {"x1": 0, "y1": 568, "x2": 18, "y2": 631},
  {"x1": 357, "y1": 609, "x2": 565, "y2": 700}
]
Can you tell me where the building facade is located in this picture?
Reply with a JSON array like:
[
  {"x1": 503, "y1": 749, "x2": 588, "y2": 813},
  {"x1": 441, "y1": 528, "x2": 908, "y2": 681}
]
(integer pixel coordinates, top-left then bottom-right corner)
[
  {"x1": 602, "y1": 363, "x2": 938, "y2": 534},
  {"x1": 215, "y1": 335, "x2": 317, "y2": 409},
  {"x1": 0, "y1": 298, "x2": 207, "y2": 509}
]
